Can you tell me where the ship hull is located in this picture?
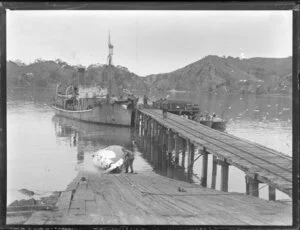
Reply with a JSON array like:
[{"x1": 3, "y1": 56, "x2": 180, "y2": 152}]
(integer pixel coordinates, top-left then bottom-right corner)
[{"x1": 52, "y1": 104, "x2": 133, "y2": 126}]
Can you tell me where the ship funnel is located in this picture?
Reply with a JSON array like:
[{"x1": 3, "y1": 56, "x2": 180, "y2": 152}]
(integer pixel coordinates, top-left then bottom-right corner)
[{"x1": 78, "y1": 67, "x2": 85, "y2": 86}]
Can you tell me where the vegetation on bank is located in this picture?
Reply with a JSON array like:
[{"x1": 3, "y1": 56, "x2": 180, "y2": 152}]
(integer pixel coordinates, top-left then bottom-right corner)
[{"x1": 7, "y1": 55, "x2": 292, "y2": 95}]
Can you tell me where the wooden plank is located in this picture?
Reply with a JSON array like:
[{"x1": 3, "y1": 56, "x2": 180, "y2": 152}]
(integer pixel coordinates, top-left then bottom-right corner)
[
  {"x1": 7, "y1": 205, "x2": 57, "y2": 212},
  {"x1": 25, "y1": 211, "x2": 53, "y2": 225},
  {"x1": 164, "y1": 110, "x2": 291, "y2": 159},
  {"x1": 47, "y1": 165, "x2": 293, "y2": 225},
  {"x1": 56, "y1": 191, "x2": 73, "y2": 212}
]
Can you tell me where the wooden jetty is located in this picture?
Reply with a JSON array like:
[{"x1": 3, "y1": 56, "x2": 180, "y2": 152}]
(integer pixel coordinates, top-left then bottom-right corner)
[
  {"x1": 13, "y1": 108, "x2": 292, "y2": 225},
  {"x1": 135, "y1": 108, "x2": 293, "y2": 199},
  {"x1": 23, "y1": 167, "x2": 291, "y2": 225}
]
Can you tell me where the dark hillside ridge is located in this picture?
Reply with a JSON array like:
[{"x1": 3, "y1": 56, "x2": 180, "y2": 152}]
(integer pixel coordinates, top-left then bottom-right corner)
[
  {"x1": 144, "y1": 55, "x2": 292, "y2": 95},
  {"x1": 7, "y1": 55, "x2": 292, "y2": 95}
]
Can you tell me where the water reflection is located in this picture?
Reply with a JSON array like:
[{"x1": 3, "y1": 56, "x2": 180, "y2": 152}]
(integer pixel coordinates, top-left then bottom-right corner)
[{"x1": 52, "y1": 115, "x2": 137, "y2": 172}]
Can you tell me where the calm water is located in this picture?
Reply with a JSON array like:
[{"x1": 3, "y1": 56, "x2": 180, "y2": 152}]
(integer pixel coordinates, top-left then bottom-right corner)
[{"x1": 7, "y1": 88, "x2": 292, "y2": 205}]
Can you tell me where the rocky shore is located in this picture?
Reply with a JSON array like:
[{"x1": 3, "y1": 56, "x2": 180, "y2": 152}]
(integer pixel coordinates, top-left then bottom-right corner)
[{"x1": 7, "y1": 189, "x2": 60, "y2": 224}]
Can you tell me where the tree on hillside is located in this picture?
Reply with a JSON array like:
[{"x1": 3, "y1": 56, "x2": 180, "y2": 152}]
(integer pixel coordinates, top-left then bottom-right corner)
[
  {"x1": 34, "y1": 58, "x2": 45, "y2": 64},
  {"x1": 14, "y1": 59, "x2": 26, "y2": 66}
]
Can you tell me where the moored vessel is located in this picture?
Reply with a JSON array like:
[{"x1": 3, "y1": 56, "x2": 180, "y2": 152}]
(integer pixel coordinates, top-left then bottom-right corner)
[{"x1": 52, "y1": 33, "x2": 138, "y2": 126}]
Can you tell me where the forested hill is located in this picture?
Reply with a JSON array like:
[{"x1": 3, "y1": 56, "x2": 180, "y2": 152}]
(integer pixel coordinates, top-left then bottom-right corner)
[
  {"x1": 7, "y1": 55, "x2": 292, "y2": 95},
  {"x1": 6, "y1": 59, "x2": 148, "y2": 93},
  {"x1": 143, "y1": 55, "x2": 292, "y2": 95}
]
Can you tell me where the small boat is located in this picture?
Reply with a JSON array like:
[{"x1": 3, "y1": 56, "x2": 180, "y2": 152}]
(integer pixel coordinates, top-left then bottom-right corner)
[
  {"x1": 92, "y1": 145, "x2": 126, "y2": 173},
  {"x1": 211, "y1": 117, "x2": 227, "y2": 131},
  {"x1": 211, "y1": 119, "x2": 227, "y2": 131},
  {"x1": 199, "y1": 114, "x2": 226, "y2": 131},
  {"x1": 199, "y1": 120, "x2": 213, "y2": 128}
]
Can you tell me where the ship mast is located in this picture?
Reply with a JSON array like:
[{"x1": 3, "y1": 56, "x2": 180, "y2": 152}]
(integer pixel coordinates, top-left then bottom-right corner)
[{"x1": 107, "y1": 31, "x2": 114, "y2": 99}]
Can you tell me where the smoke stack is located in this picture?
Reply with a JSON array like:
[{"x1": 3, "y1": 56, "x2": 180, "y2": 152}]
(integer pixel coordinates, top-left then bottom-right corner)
[{"x1": 78, "y1": 67, "x2": 85, "y2": 86}]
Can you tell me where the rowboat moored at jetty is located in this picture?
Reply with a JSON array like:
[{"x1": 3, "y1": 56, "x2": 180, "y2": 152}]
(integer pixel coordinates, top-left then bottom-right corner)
[
  {"x1": 199, "y1": 120, "x2": 213, "y2": 128},
  {"x1": 153, "y1": 99, "x2": 227, "y2": 130}
]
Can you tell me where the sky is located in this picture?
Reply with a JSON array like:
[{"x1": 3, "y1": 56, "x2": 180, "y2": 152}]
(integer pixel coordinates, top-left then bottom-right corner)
[{"x1": 7, "y1": 10, "x2": 292, "y2": 76}]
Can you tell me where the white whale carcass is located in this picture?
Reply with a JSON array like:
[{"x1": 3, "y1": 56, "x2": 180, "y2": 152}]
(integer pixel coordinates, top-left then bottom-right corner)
[{"x1": 92, "y1": 145, "x2": 127, "y2": 173}]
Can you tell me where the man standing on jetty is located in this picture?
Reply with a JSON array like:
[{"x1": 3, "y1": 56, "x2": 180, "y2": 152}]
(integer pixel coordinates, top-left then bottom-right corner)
[
  {"x1": 122, "y1": 141, "x2": 137, "y2": 173},
  {"x1": 143, "y1": 94, "x2": 148, "y2": 108}
]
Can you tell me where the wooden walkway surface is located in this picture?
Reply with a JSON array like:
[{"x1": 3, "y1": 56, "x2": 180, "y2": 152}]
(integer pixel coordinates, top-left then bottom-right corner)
[
  {"x1": 138, "y1": 109, "x2": 293, "y2": 197},
  {"x1": 25, "y1": 165, "x2": 291, "y2": 225}
]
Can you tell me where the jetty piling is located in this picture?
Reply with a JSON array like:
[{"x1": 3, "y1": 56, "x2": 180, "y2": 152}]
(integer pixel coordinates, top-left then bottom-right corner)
[
  {"x1": 174, "y1": 133, "x2": 179, "y2": 169},
  {"x1": 211, "y1": 155, "x2": 217, "y2": 189},
  {"x1": 220, "y1": 160, "x2": 229, "y2": 192},
  {"x1": 269, "y1": 186, "x2": 276, "y2": 201},
  {"x1": 181, "y1": 138, "x2": 186, "y2": 168},
  {"x1": 200, "y1": 147, "x2": 208, "y2": 187}
]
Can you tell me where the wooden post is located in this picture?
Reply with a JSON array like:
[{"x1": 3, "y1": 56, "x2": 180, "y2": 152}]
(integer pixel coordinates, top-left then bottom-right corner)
[
  {"x1": 138, "y1": 112, "x2": 140, "y2": 135},
  {"x1": 181, "y1": 138, "x2": 186, "y2": 168},
  {"x1": 168, "y1": 149, "x2": 173, "y2": 178},
  {"x1": 221, "y1": 161, "x2": 229, "y2": 192},
  {"x1": 154, "y1": 124, "x2": 160, "y2": 169},
  {"x1": 134, "y1": 110, "x2": 137, "y2": 128},
  {"x1": 190, "y1": 142, "x2": 195, "y2": 172},
  {"x1": 141, "y1": 113, "x2": 144, "y2": 137},
  {"x1": 158, "y1": 125, "x2": 162, "y2": 170},
  {"x1": 167, "y1": 129, "x2": 172, "y2": 155},
  {"x1": 245, "y1": 175, "x2": 249, "y2": 195},
  {"x1": 138, "y1": 112, "x2": 142, "y2": 137},
  {"x1": 157, "y1": 125, "x2": 162, "y2": 168},
  {"x1": 161, "y1": 127, "x2": 166, "y2": 171},
  {"x1": 148, "y1": 119, "x2": 151, "y2": 158},
  {"x1": 148, "y1": 119, "x2": 151, "y2": 160},
  {"x1": 145, "y1": 118, "x2": 149, "y2": 159},
  {"x1": 142, "y1": 116, "x2": 146, "y2": 151},
  {"x1": 138, "y1": 111, "x2": 141, "y2": 130},
  {"x1": 165, "y1": 129, "x2": 170, "y2": 171},
  {"x1": 268, "y1": 186, "x2": 276, "y2": 201},
  {"x1": 154, "y1": 121, "x2": 158, "y2": 144},
  {"x1": 174, "y1": 133, "x2": 179, "y2": 168},
  {"x1": 247, "y1": 176, "x2": 259, "y2": 197},
  {"x1": 211, "y1": 155, "x2": 217, "y2": 189},
  {"x1": 150, "y1": 120, "x2": 153, "y2": 163},
  {"x1": 135, "y1": 110, "x2": 139, "y2": 129},
  {"x1": 200, "y1": 147, "x2": 208, "y2": 187},
  {"x1": 144, "y1": 116, "x2": 148, "y2": 153},
  {"x1": 187, "y1": 140, "x2": 192, "y2": 178}
]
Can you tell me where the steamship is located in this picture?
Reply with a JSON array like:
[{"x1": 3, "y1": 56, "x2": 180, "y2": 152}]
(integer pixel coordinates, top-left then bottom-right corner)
[{"x1": 51, "y1": 34, "x2": 138, "y2": 126}]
